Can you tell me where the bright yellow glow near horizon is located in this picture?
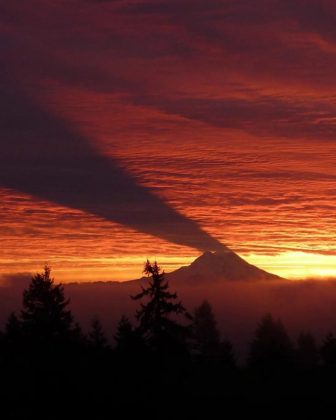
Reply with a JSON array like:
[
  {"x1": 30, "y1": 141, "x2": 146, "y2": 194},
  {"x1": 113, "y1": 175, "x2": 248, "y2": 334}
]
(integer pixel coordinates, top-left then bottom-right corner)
[
  {"x1": 245, "y1": 252, "x2": 336, "y2": 280},
  {"x1": 49, "y1": 252, "x2": 336, "y2": 282},
  {"x1": 2, "y1": 251, "x2": 336, "y2": 284}
]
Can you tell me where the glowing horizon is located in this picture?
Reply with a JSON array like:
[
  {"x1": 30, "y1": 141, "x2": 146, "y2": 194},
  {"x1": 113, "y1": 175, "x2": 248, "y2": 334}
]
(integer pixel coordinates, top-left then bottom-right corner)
[{"x1": 2, "y1": 242, "x2": 336, "y2": 283}]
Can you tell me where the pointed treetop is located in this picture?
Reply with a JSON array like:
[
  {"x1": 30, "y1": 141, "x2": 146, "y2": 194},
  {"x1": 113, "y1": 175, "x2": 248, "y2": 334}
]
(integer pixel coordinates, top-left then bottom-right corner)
[
  {"x1": 43, "y1": 263, "x2": 51, "y2": 280},
  {"x1": 144, "y1": 260, "x2": 161, "y2": 276},
  {"x1": 132, "y1": 260, "x2": 191, "y2": 352}
]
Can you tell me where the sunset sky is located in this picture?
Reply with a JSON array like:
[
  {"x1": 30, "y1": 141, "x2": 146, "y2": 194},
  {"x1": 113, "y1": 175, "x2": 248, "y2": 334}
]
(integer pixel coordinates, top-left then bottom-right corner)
[{"x1": 1, "y1": 0, "x2": 336, "y2": 282}]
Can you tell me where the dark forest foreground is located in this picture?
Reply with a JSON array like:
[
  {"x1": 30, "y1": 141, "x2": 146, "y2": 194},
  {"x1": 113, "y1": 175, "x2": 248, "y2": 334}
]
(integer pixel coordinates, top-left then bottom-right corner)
[{"x1": 1, "y1": 263, "x2": 336, "y2": 418}]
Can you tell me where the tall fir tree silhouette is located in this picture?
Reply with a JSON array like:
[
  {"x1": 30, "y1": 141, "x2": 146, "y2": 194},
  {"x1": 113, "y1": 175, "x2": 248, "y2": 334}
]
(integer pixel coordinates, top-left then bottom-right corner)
[
  {"x1": 248, "y1": 313, "x2": 294, "y2": 375},
  {"x1": 193, "y1": 300, "x2": 220, "y2": 356},
  {"x1": 114, "y1": 315, "x2": 145, "y2": 355},
  {"x1": 4, "y1": 312, "x2": 22, "y2": 354},
  {"x1": 132, "y1": 260, "x2": 191, "y2": 354},
  {"x1": 88, "y1": 317, "x2": 108, "y2": 351},
  {"x1": 320, "y1": 333, "x2": 336, "y2": 369},
  {"x1": 20, "y1": 265, "x2": 78, "y2": 347},
  {"x1": 192, "y1": 300, "x2": 236, "y2": 378},
  {"x1": 297, "y1": 332, "x2": 319, "y2": 369}
]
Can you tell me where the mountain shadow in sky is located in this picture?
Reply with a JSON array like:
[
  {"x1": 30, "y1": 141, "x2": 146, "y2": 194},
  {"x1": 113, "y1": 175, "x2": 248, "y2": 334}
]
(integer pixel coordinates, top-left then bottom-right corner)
[{"x1": 0, "y1": 74, "x2": 224, "y2": 252}]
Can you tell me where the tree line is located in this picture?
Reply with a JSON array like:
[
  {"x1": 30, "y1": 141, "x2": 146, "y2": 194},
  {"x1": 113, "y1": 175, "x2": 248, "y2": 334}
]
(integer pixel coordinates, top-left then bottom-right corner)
[{"x1": 0, "y1": 261, "x2": 335, "y2": 417}]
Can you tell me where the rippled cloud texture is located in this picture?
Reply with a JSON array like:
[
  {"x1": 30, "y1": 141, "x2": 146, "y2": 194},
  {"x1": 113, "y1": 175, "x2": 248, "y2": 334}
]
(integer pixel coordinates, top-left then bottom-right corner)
[{"x1": 1, "y1": 0, "x2": 336, "y2": 280}]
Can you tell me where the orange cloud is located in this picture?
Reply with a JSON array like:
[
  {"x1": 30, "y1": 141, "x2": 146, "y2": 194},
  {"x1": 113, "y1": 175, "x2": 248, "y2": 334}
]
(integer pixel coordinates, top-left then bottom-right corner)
[{"x1": 1, "y1": 0, "x2": 336, "y2": 281}]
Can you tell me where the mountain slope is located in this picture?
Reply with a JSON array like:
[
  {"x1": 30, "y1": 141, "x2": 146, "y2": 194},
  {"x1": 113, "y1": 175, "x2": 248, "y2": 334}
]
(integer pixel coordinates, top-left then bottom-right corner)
[{"x1": 166, "y1": 250, "x2": 284, "y2": 284}]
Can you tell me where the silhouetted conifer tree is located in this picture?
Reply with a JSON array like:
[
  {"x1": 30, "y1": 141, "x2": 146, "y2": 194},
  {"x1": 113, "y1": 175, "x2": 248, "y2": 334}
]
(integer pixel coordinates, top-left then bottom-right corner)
[
  {"x1": 192, "y1": 300, "x2": 236, "y2": 382},
  {"x1": 0, "y1": 328, "x2": 4, "y2": 357},
  {"x1": 115, "y1": 316, "x2": 138, "y2": 352},
  {"x1": 132, "y1": 260, "x2": 191, "y2": 354},
  {"x1": 248, "y1": 313, "x2": 294, "y2": 374},
  {"x1": 320, "y1": 333, "x2": 336, "y2": 368},
  {"x1": 5, "y1": 313, "x2": 21, "y2": 342},
  {"x1": 1, "y1": 267, "x2": 85, "y2": 412},
  {"x1": 20, "y1": 265, "x2": 79, "y2": 348},
  {"x1": 4, "y1": 312, "x2": 22, "y2": 354},
  {"x1": 88, "y1": 317, "x2": 108, "y2": 351},
  {"x1": 193, "y1": 300, "x2": 220, "y2": 356},
  {"x1": 297, "y1": 332, "x2": 319, "y2": 369},
  {"x1": 218, "y1": 339, "x2": 236, "y2": 369}
]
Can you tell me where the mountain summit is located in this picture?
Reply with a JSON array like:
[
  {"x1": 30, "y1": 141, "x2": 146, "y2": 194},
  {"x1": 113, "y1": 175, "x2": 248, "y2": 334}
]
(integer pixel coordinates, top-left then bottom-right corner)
[{"x1": 167, "y1": 249, "x2": 284, "y2": 284}]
